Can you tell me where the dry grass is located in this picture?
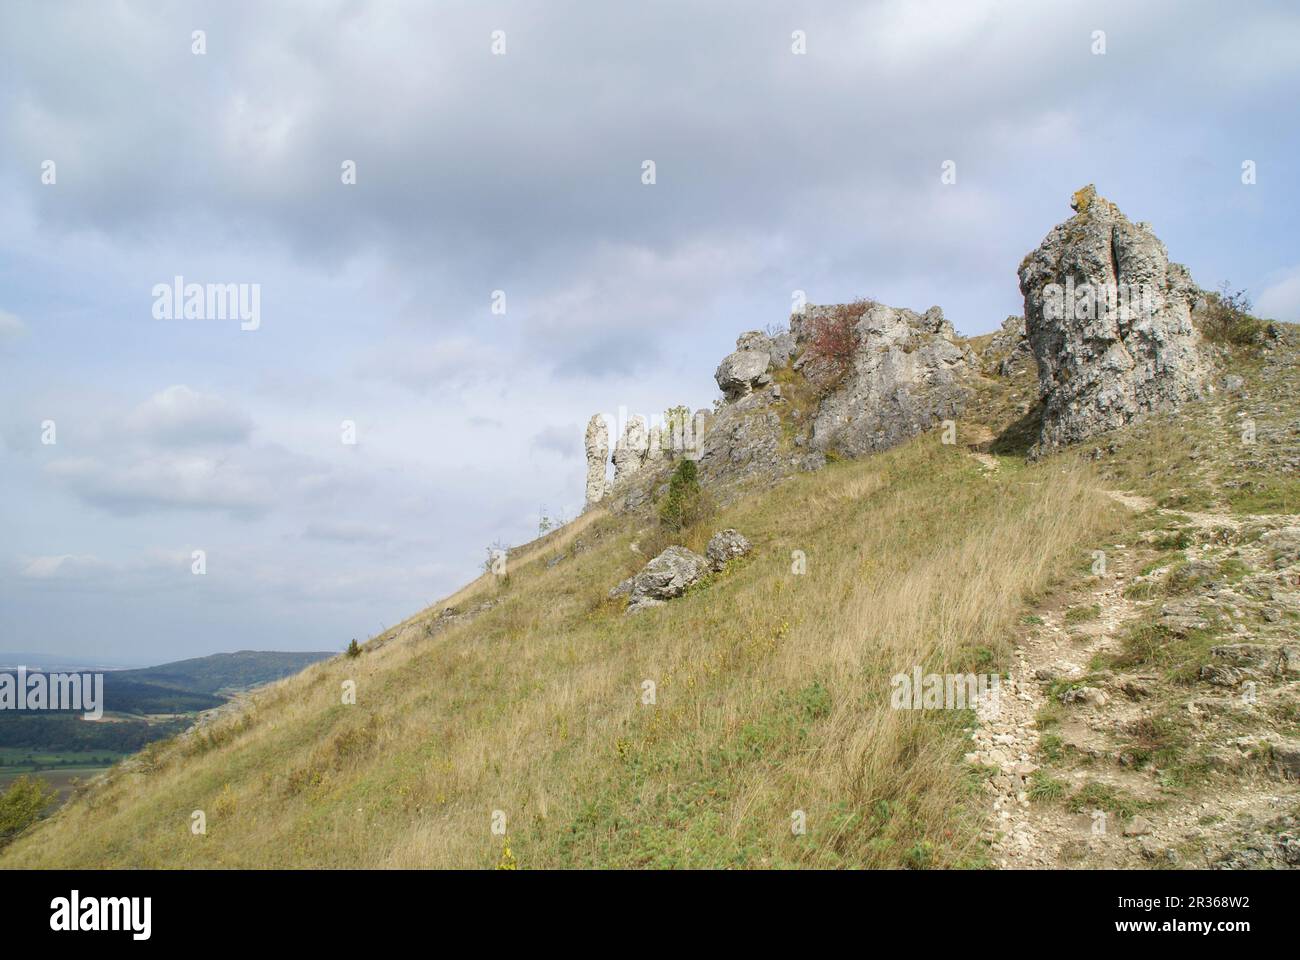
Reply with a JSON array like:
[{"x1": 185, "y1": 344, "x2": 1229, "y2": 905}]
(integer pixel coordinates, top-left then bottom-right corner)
[{"x1": 2, "y1": 434, "x2": 1121, "y2": 869}]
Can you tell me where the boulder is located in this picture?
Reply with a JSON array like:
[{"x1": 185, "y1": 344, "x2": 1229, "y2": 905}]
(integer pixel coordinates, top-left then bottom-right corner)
[
  {"x1": 1018, "y1": 185, "x2": 1209, "y2": 454},
  {"x1": 705, "y1": 528, "x2": 752, "y2": 571},
  {"x1": 620, "y1": 545, "x2": 710, "y2": 613},
  {"x1": 715, "y1": 332, "x2": 773, "y2": 401}
]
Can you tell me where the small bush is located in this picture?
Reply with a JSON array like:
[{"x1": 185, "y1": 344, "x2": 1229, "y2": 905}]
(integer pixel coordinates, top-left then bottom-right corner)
[
  {"x1": 1198, "y1": 284, "x2": 1263, "y2": 346},
  {"x1": 346, "y1": 638, "x2": 362, "y2": 658},
  {"x1": 0, "y1": 776, "x2": 57, "y2": 847},
  {"x1": 804, "y1": 299, "x2": 868, "y2": 388}
]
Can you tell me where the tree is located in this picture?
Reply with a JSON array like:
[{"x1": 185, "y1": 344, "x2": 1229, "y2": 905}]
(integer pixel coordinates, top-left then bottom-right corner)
[{"x1": 0, "y1": 775, "x2": 57, "y2": 847}]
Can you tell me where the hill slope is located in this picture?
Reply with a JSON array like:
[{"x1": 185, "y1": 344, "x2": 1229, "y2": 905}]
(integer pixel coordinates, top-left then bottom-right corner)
[{"x1": 3, "y1": 324, "x2": 1295, "y2": 870}]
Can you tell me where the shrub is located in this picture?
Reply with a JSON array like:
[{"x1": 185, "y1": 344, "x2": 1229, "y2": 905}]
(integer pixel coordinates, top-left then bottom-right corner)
[
  {"x1": 804, "y1": 299, "x2": 868, "y2": 387},
  {"x1": 346, "y1": 638, "x2": 362, "y2": 658},
  {"x1": 0, "y1": 776, "x2": 57, "y2": 847},
  {"x1": 658, "y1": 459, "x2": 705, "y2": 531},
  {"x1": 1198, "y1": 284, "x2": 1263, "y2": 346}
]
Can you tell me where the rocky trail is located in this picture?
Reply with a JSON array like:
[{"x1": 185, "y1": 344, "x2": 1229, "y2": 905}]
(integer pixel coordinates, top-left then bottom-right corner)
[{"x1": 970, "y1": 470, "x2": 1300, "y2": 868}]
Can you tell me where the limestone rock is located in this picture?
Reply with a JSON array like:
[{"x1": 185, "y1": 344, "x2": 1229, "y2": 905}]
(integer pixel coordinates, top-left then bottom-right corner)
[
  {"x1": 1060, "y1": 685, "x2": 1109, "y2": 707},
  {"x1": 621, "y1": 546, "x2": 710, "y2": 613},
  {"x1": 715, "y1": 332, "x2": 773, "y2": 401},
  {"x1": 612, "y1": 416, "x2": 649, "y2": 482},
  {"x1": 705, "y1": 528, "x2": 752, "y2": 571},
  {"x1": 584, "y1": 415, "x2": 609, "y2": 507},
  {"x1": 796, "y1": 301, "x2": 974, "y2": 457},
  {"x1": 697, "y1": 391, "x2": 785, "y2": 487},
  {"x1": 985, "y1": 315, "x2": 1034, "y2": 377},
  {"x1": 1018, "y1": 185, "x2": 1209, "y2": 454},
  {"x1": 1123, "y1": 816, "x2": 1154, "y2": 837}
]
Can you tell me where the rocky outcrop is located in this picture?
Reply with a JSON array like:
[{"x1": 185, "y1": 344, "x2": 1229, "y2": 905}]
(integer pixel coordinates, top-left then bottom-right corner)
[
  {"x1": 705, "y1": 529, "x2": 751, "y2": 571},
  {"x1": 1018, "y1": 185, "x2": 1209, "y2": 454},
  {"x1": 612, "y1": 416, "x2": 649, "y2": 483},
  {"x1": 792, "y1": 302, "x2": 975, "y2": 458},
  {"x1": 584, "y1": 415, "x2": 609, "y2": 507},
  {"x1": 984, "y1": 315, "x2": 1034, "y2": 378},
  {"x1": 715, "y1": 334, "x2": 773, "y2": 401},
  {"x1": 611, "y1": 545, "x2": 710, "y2": 613}
]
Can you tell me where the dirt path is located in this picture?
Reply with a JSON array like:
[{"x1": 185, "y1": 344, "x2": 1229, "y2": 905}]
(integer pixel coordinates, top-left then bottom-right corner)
[{"x1": 968, "y1": 462, "x2": 1300, "y2": 867}]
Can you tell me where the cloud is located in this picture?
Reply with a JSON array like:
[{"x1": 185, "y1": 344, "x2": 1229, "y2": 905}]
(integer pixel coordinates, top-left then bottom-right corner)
[
  {"x1": 125, "y1": 385, "x2": 253, "y2": 447},
  {"x1": 530, "y1": 424, "x2": 580, "y2": 460},
  {"x1": 1256, "y1": 265, "x2": 1300, "y2": 322},
  {"x1": 357, "y1": 335, "x2": 494, "y2": 394},
  {"x1": 1, "y1": 1, "x2": 1298, "y2": 664},
  {"x1": 0, "y1": 309, "x2": 24, "y2": 344},
  {"x1": 303, "y1": 520, "x2": 392, "y2": 544},
  {"x1": 19, "y1": 554, "x2": 108, "y2": 580},
  {"x1": 44, "y1": 454, "x2": 275, "y2": 518}
]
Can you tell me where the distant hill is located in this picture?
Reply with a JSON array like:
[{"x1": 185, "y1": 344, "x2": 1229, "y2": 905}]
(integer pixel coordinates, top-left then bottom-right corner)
[
  {"x1": 0, "y1": 650, "x2": 335, "y2": 757},
  {"x1": 114, "y1": 650, "x2": 335, "y2": 698}
]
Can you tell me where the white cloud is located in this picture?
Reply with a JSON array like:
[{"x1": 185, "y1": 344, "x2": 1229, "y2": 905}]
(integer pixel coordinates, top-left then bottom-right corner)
[
  {"x1": 125, "y1": 385, "x2": 253, "y2": 447},
  {"x1": 0, "y1": 309, "x2": 25, "y2": 344},
  {"x1": 1256, "y1": 265, "x2": 1300, "y2": 323},
  {"x1": 20, "y1": 554, "x2": 107, "y2": 580}
]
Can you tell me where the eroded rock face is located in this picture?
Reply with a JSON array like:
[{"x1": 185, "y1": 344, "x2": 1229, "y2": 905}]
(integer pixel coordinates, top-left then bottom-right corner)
[
  {"x1": 795, "y1": 301, "x2": 975, "y2": 458},
  {"x1": 612, "y1": 416, "x2": 649, "y2": 482},
  {"x1": 584, "y1": 415, "x2": 609, "y2": 507},
  {"x1": 1018, "y1": 185, "x2": 1209, "y2": 454},
  {"x1": 984, "y1": 315, "x2": 1034, "y2": 378},
  {"x1": 617, "y1": 545, "x2": 710, "y2": 613}
]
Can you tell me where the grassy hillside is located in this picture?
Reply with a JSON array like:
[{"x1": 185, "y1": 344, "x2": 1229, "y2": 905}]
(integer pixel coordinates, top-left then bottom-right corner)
[
  {"x1": 1, "y1": 435, "x2": 1121, "y2": 868},
  {"x1": 6, "y1": 323, "x2": 1292, "y2": 869}
]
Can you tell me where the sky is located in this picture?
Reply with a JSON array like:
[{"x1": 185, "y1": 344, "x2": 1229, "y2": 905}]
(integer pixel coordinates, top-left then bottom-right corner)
[{"x1": 1, "y1": 0, "x2": 1298, "y2": 665}]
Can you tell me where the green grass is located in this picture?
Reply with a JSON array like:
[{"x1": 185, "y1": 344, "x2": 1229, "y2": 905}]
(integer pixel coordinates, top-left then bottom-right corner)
[
  {"x1": 1, "y1": 434, "x2": 1121, "y2": 870},
  {"x1": 1064, "y1": 604, "x2": 1101, "y2": 624}
]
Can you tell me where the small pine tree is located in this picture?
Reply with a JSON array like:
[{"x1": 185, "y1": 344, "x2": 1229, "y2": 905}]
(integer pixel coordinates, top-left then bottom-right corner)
[
  {"x1": 345, "y1": 638, "x2": 361, "y2": 658},
  {"x1": 659, "y1": 458, "x2": 702, "y2": 531}
]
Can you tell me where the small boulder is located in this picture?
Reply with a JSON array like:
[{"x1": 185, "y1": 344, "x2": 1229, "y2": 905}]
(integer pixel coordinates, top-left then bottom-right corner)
[
  {"x1": 623, "y1": 546, "x2": 710, "y2": 613},
  {"x1": 1060, "y1": 685, "x2": 1109, "y2": 707},
  {"x1": 705, "y1": 528, "x2": 752, "y2": 571},
  {"x1": 1123, "y1": 816, "x2": 1154, "y2": 837}
]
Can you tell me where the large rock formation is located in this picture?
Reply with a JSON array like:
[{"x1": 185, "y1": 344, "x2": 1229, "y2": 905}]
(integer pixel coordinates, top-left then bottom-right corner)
[
  {"x1": 1018, "y1": 185, "x2": 1209, "y2": 453},
  {"x1": 583, "y1": 415, "x2": 608, "y2": 507},
  {"x1": 612, "y1": 416, "x2": 650, "y2": 482},
  {"x1": 793, "y1": 302, "x2": 975, "y2": 458}
]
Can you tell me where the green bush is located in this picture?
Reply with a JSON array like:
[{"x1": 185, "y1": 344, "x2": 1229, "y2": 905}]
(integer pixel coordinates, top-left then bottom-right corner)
[
  {"x1": 346, "y1": 639, "x2": 362, "y2": 659},
  {"x1": 659, "y1": 459, "x2": 704, "y2": 531},
  {"x1": 0, "y1": 775, "x2": 57, "y2": 847}
]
